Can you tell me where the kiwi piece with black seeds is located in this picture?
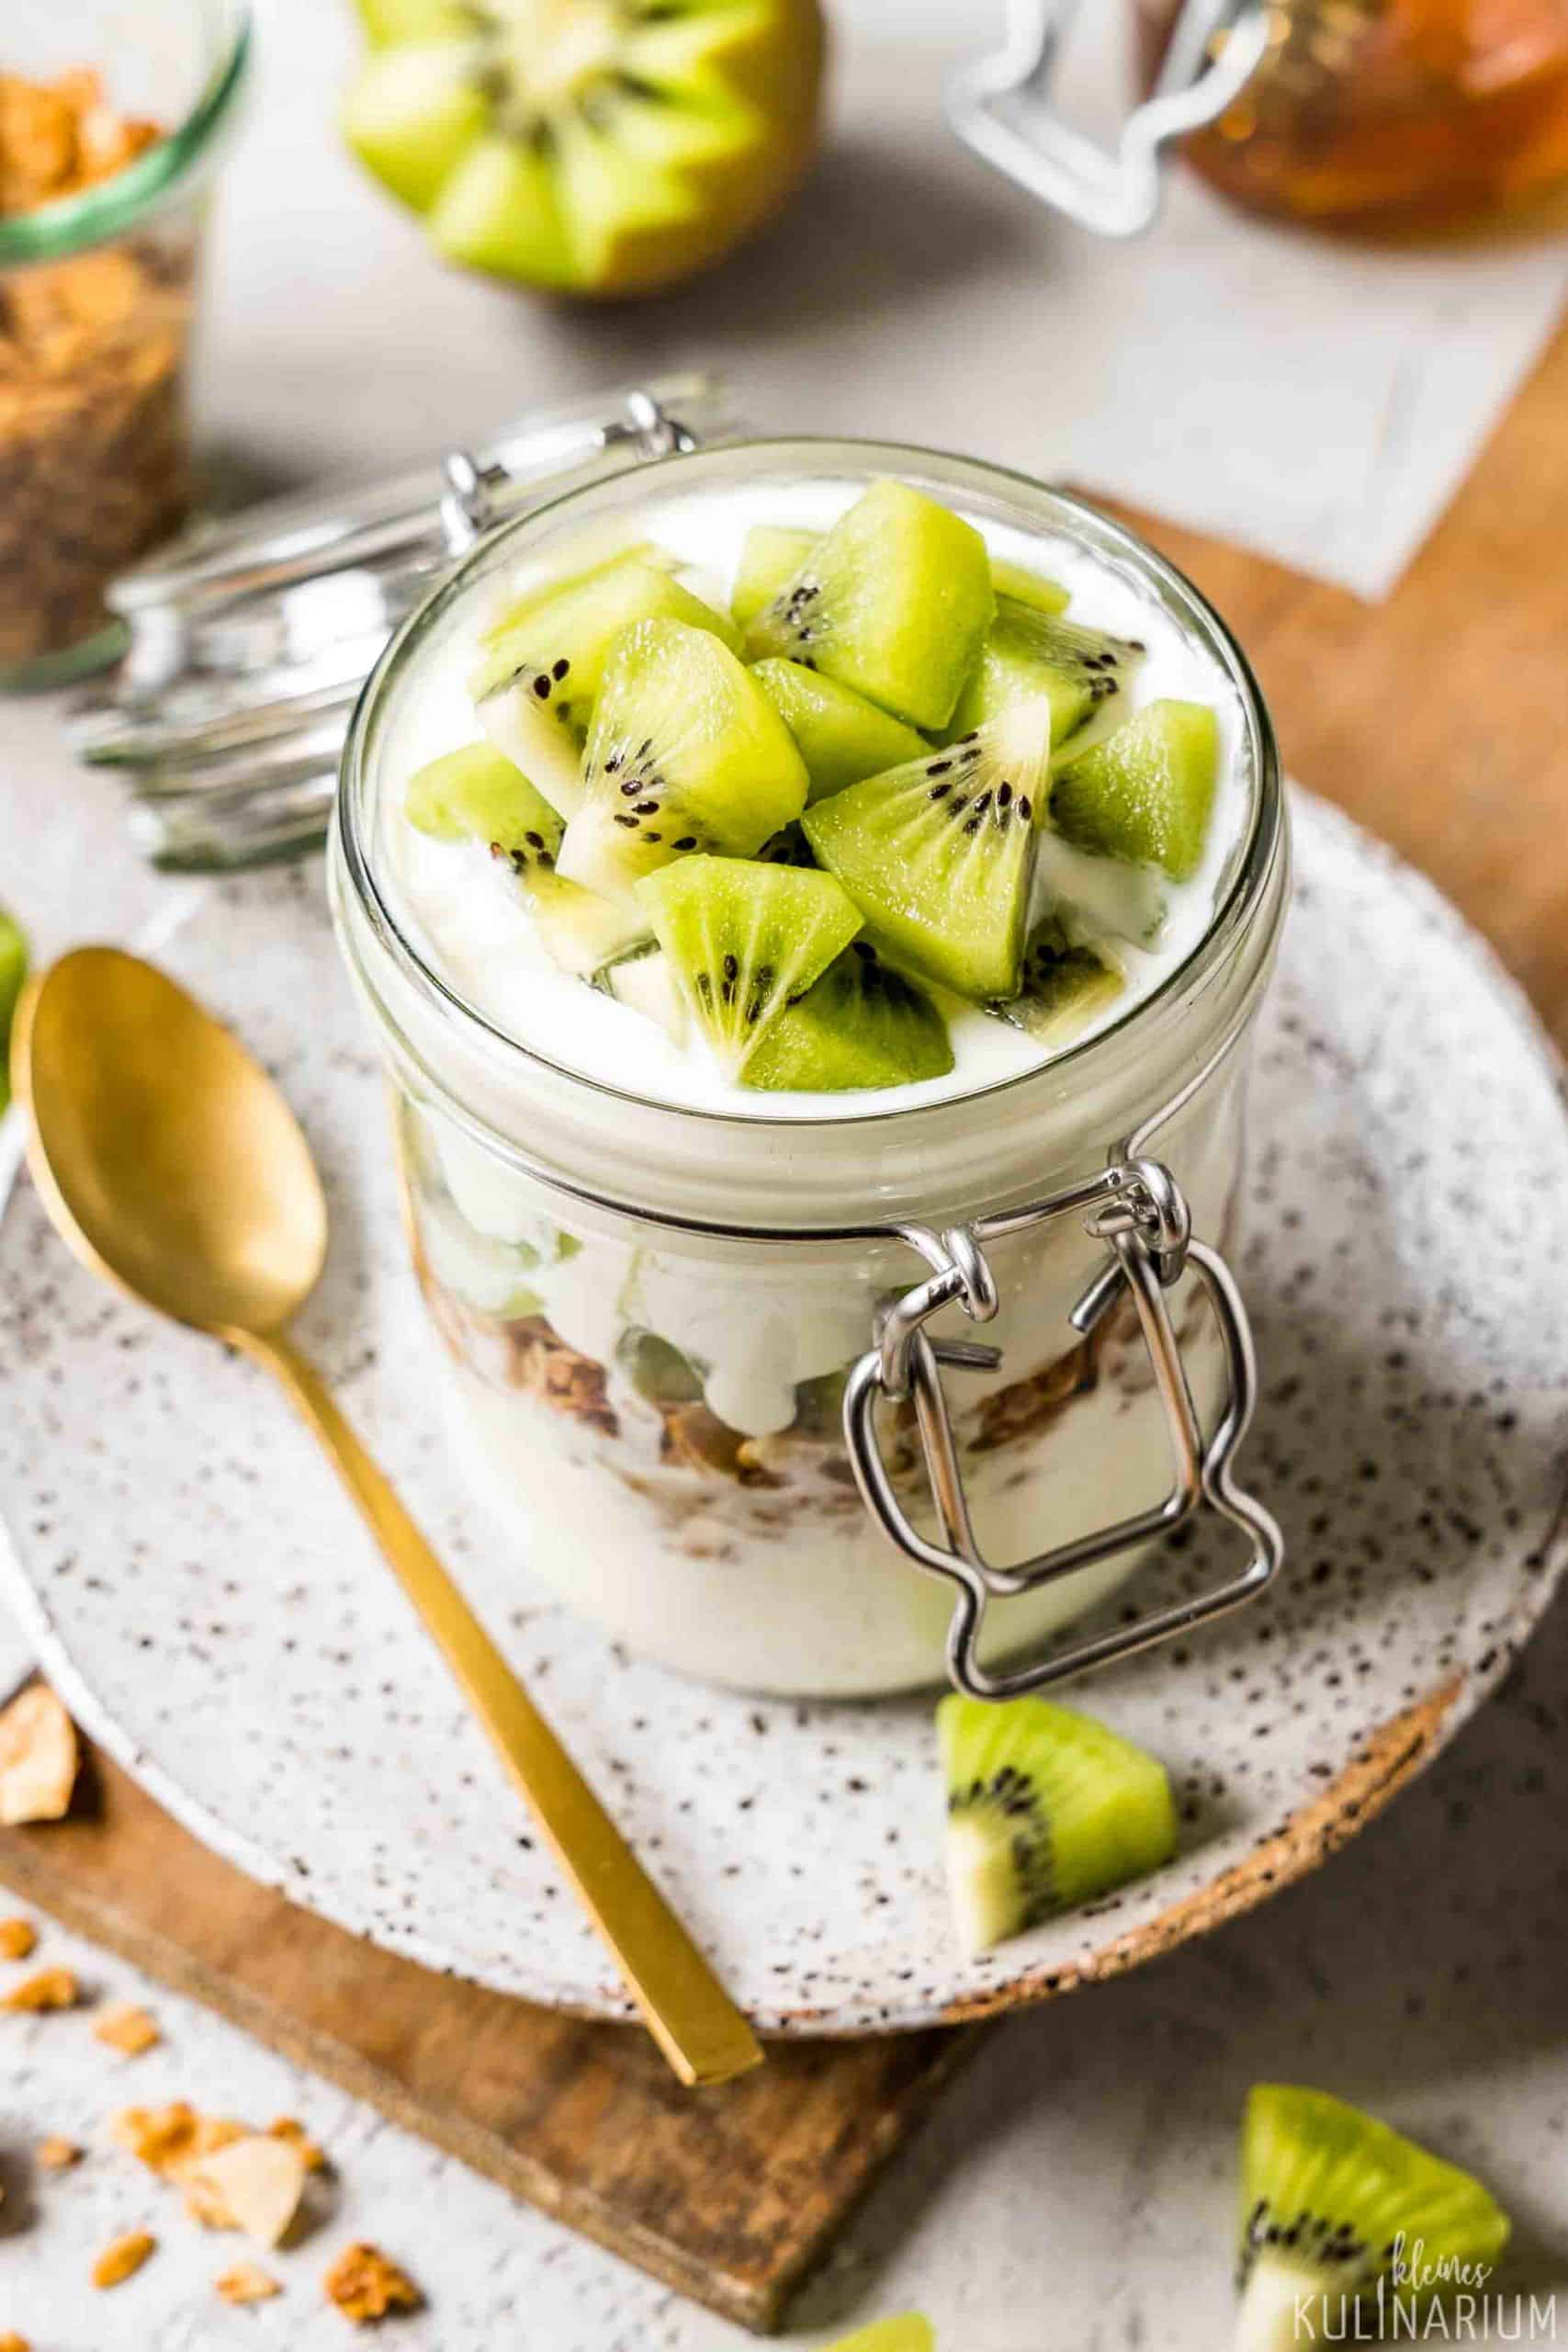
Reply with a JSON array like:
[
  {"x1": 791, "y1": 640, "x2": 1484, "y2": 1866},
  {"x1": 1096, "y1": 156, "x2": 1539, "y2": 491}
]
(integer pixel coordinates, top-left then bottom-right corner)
[
  {"x1": 743, "y1": 942, "x2": 952, "y2": 1092},
  {"x1": 945, "y1": 598, "x2": 1145, "y2": 756},
  {"x1": 406, "y1": 741, "x2": 564, "y2": 869},
  {"x1": 992, "y1": 917, "x2": 1125, "y2": 1047},
  {"x1": 636, "y1": 853, "x2": 862, "y2": 1078}
]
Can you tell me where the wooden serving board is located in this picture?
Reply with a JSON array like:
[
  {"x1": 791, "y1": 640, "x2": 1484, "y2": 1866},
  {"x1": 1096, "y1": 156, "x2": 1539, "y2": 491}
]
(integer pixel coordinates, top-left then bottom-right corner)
[{"x1": 3, "y1": 312, "x2": 1566, "y2": 2335}]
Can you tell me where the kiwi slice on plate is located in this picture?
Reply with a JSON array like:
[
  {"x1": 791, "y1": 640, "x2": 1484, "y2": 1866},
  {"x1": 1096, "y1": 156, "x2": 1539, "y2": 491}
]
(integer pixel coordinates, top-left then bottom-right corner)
[
  {"x1": 406, "y1": 741, "x2": 565, "y2": 870},
  {"x1": 730, "y1": 524, "x2": 818, "y2": 631},
  {"x1": 526, "y1": 872, "x2": 650, "y2": 977},
  {"x1": 637, "y1": 854, "x2": 862, "y2": 1078},
  {"x1": 824, "y1": 2323, "x2": 935, "y2": 2352},
  {"x1": 744, "y1": 480, "x2": 995, "y2": 731},
  {"x1": 802, "y1": 703, "x2": 1050, "y2": 1002},
  {"x1": 744, "y1": 942, "x2": 952, "y2": 1093},
  {"x1": 472, "y1": 558, "x2": 738, "y2": 819},
  {"x1": 937, "y1": 1694, "x2": 1178, "y2": 1955},
  {"x1": 1235, "y1": 2086, "x2": 1510, "y2": 2352},
  {"x1": 1052, "y1": 698, "x2": 1220, "y2": 882},
  {"x1": 993, "y1": 917, "x2": 1124, "y2": 1047},
  {"x1": 946, "y1": 598, "x2": 1144, "y2": 756},
  {"x1": 750, "y1": 659, "x2": 929, "y2": 803},
  {"x1": 557, "y1": 618, "x2": 808, "y2": 904}
]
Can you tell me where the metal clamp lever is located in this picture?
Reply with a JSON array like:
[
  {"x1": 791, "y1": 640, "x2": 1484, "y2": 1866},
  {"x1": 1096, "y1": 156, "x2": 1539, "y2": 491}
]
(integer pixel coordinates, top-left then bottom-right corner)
[
  {"x1": 439, "y1": 387, "x2": 704, "y2": 557},
  {"x1": 841, "y1": 1159, "x2": 1282, "y2": 1700}
]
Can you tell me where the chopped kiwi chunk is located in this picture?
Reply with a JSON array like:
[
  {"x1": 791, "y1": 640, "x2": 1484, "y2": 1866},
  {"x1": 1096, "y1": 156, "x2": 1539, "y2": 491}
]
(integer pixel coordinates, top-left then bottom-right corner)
[
  {"x1": 478, "y1": 541, "x2": 675, "y2": 650},
  {"x1": 937, "y1": 1694, "x2": 1178, "y2": 1955},
  {"x1": 993, "y1": 917, "x2": 1124, "y2": 1047},
  {"x1": 525, "y1": 872, "x2": 650, "y2": 978},
  {"x1": 471, "y1": 559, "x2": 739, "y2": 818},
  {"x1": 601, "y1": 945, "x2": 689, "y2": 1046},
  {"x1": 990, "y1": 558, "x2": 1070, "y2": 615},
  {"x1": 756, "y1": 820, "x2": 817, "y2": 867},
  {"x1": 1052, "y1": 698, "x2": 1219, "y2": 881},
  {"x1": 1235, "y1": 2087, "x2": 1510, "y2": 2352},
  {"x1": 636, "y1": 854, "x2": 862, "y2": 1078},
  {"x1": 556, "y1": 618, "x2": 809, "y2": 906},
  {"x1": 945, "y1": 599, "x2": 1145, "y2": 754},
  {"x1": 0, "y1": 907, "x2": 27, "y2": 1115},
  {"x1": 750, "y1": 659, "x2": 929, "y2": 803},
  {"x1": 744, "y1": 479, "x2": 995, "y2": 731},
  {"x1": 824, "y1": 2324, "x2": 935, "y2": 2352},
  {"x1": 731, "y1": 524, "x2": 818, "y2": 631},
  {"x1": 744, "y1": 943, "x2": 953, "y2": 1093},
  {"x1": 801, "y1": 703, "x2": 1050, "y2": 1003},
  {"x1": 406, "y1": 742, "x2": 564, "y2": 869}
]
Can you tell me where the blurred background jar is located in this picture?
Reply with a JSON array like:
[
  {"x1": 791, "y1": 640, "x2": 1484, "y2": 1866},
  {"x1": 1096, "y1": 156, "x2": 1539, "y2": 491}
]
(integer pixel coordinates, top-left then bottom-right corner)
[
  {"x1": 0, "y1": 1, "x2": 249, "y2": 691},
  {"x1": 1134, "y1": 0, "x2": 1568, "y2": 232}
]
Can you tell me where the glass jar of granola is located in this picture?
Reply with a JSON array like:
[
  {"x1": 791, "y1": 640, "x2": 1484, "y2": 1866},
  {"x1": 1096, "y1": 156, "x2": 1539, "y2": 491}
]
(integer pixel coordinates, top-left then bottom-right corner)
[
  {"x1": 0, "y1": 3, "x2": 249, "y2": 689},
  {"x1": 331, "y1": 439, "x2": 1289, "y2": 1700}
]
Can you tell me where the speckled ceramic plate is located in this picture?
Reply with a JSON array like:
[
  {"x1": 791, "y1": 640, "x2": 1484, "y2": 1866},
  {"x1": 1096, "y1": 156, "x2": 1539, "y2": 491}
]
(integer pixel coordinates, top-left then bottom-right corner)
[{"x1": 2, "y1": 793, "x2": 1566, "y2": 2034}]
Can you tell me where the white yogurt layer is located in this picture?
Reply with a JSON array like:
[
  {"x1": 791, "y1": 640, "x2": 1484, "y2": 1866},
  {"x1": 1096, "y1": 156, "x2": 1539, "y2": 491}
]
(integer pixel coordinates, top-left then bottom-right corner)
[{"x1": 380, "y1": 478, "x2": 1248, "y2": 1119}]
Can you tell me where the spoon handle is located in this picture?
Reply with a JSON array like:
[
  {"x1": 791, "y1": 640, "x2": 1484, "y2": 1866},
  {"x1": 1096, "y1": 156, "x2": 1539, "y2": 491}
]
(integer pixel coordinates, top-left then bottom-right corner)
[{"x1": 235, "y1": 1329, "x2": 762, "y2": 2090}]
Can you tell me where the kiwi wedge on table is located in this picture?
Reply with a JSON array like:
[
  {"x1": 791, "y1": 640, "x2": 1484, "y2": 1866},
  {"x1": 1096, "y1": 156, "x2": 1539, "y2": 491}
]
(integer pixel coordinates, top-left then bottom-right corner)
[
  {"x1": 744, "y1": 480, "x2": 995, "y2": 731},
  {"x1": 945, "y1": 597, "x2": 1145, "y2": 756},
  {"x1": 1053, "y1": 698, "x2": 1220, "y2": 882},
  {"x1": 1235, "y1": 2086, "x2": 1510, "y2": 2352},
  {"x1": 556, "y1": 617, "x2": 808, "y2": 904},
  {"x1": 802, "y1": 702, "x2": 1051, "y2": 1002},
  {"x1": 750, "y1": 659, "x2": 929, "y2": 802},
  {"x1": 823, "y1": 2323, "x2": 935, "y2": 2352},
  {"x1": 471, "y1": 556, "x2": 739, "y2": 818},
  {"x1": 0, "y1": 907, "x2": 27, "y2": 1116},
  {"x1": 637, "y1": 854, "x2": 862, "y2": 1078},
  {"x1": 937, "y1": 1694, "x2": 1178, "y2": 1955},
  {"x1": 730, "y1": 524, "x2": 818, "y2": 631},
  {"x1": 405, "y1": 742, "x2": 564, "y2": 868},
  {"x1": 994, "y1": 917, "x2": 1125, "y2": 1047},
  {"x1": 743, "y1": 942, "x2": 952, "y2": 1093},
  {"x1": 343, "y1": 0, "x2": 826, "y2": 300}
]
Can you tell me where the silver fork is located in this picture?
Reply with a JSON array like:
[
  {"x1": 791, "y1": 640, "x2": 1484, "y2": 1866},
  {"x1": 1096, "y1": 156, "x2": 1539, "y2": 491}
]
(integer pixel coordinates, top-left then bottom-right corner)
[{"x1": 947, "y1": 0, "x2": 1272, "y2": 237}]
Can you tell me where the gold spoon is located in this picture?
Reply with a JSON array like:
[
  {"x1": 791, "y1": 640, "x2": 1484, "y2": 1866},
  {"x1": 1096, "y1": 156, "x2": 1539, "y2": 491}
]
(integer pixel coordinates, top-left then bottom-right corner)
[{"x1": 11, "y1": 945, "x2": 761, "y2": 2089}]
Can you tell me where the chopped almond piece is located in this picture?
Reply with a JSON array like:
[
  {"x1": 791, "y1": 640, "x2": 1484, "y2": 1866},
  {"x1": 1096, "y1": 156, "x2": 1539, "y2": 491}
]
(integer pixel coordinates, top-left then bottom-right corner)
[
  {"x1": 270, "y1": 2114, "x2": 329, "y2": 2172},
  {"x1": 0, "y1": 1687, "x2": 79, "y2": 1824},
  {"x1": 0, "y1": 1917, "x2": 38, "y2": 1959},
  {"x1": 94, "y1": 2001, "x2": 161, "y2": 2056},
  {"x1": 92, "y1": 2227, "x2": 155, "y2": 2288},
  {"x1": 324, "y1": 2241, "x2": 423, "y2": 2324},
  {"x1": 216, "y1": 2260, "x2": 281, "y2": 2305},
  {"x1": 2, "y1": 1965, "x2": 77, "y2": 2012},
  {"x1": 188, "y1": 2133, "x2": 307, "y2": 2247},
  {"x1": 37, "y1": 2133, "x2": 82, "y2": 2169}
]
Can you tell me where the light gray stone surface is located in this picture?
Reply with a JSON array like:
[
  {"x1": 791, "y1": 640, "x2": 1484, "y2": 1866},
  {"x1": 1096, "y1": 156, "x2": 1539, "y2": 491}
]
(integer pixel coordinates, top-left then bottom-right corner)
[{"x1": 4, "y1": 2, "x2": 1568, "y2": 2343}]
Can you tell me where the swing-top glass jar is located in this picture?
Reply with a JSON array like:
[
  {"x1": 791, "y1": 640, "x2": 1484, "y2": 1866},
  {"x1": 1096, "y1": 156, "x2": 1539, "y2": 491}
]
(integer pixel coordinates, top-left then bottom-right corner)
[{"x1": 331, "y1": 435, "x2": 1289, "y2": 1701}]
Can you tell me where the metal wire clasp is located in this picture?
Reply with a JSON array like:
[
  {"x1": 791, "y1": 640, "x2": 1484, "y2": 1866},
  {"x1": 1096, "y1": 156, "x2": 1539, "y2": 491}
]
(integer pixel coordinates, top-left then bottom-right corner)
[
  {"x1": 842, "y1": 1159, "x2": 1282, "y2": 1700},
  {"x1": 439, "y1": 387, "x2": 703, "y2": 557}
]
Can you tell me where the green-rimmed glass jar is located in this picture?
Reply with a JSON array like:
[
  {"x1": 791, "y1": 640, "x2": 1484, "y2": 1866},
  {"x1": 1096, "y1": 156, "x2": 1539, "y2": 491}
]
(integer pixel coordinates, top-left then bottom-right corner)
[{"x1": 0, "y1": 0, "x2": 250, "y2": 690}]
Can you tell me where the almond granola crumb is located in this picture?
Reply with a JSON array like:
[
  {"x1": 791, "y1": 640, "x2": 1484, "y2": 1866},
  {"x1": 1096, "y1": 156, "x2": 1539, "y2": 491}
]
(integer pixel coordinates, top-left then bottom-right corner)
[
  {"x1": 93, "y1": 2001, "x2": 161, "y2": 2056},
  {"x1": 2, "y1": 1965, "x2": 78, "y2": 2012},
  {"x1": 324, "y1": 2241, "x2": 423, "y2": 2324},
  {"x1": 270, "y1": 2114, "x2": 329, "y2": 2172},
  {"x1": 37, "y1": 2133, "x2": 83, "y2": 2169},
  {"x1": 111, "y1": 2101, "x2": 244, "y2": 2178},
  {"x1": 91, "y1": 2227, "x2": 155, "y2": 2289},
  {"x1": 0, "y1": 1916, "x2": 38, "y2": 1959},
  {"x1": 187, "y1": 2132, "x2": 307, "y2": 2246},
  {"x1": 0, "y1": 1687, "x2": 79, "y2": 1824},
  {"x1": 216, "y1": 2260, "x2": 282, "y2": 2305}
]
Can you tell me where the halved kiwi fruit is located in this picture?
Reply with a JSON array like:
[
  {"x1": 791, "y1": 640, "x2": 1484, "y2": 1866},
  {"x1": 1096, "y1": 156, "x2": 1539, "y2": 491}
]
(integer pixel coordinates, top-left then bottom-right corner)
[
  {"x1": 750, "y1": 659, "x2": 929, "y2": 803},
  {"x1": 937, "y1": 1694, "x2": 1178, "y2": 1955},
  {"x1": 993, "y1": 917, "x2": 1124, "y2": 1047},
  {"x1": 801, "y1": 702, "x2": 1051, "y2": 1002},
  {"x1": 743, "y1": 942, "x2": 952, "y2": 1093},
  {"x1": 1235, "y1": 2086, "x2": 1510, "y2": 2352},
  {"x1": 636, "y1": 854, "x2": 862, "y2": 1077},
  {"x1": 944, "y1": 597, "x2": 1145, "y2": 756},
  {"x1": 731, "y1": 523, "x2": 818, "y2": 631},
  {"x1": 1052, "y1": 698, "x2": 1220, "y2": 881},
  {"x1": 472, "y1": 558, "x2": 739, "y2": 818},
  {"x1": 744, "y1": 480, "x2": 995, "y2": 732},
  {"x1": 556, "y1": 617, "x2": 809, "y2": 904},
  {"x1": 824, "y1": 2323, "x2": 936, "y2": 2352},
  {"x1": 344, "y1": 0, "x2": 826, "y2": 300},
  {"x1": 405, "y1": 741, "x2": 565, "y2": 869}
]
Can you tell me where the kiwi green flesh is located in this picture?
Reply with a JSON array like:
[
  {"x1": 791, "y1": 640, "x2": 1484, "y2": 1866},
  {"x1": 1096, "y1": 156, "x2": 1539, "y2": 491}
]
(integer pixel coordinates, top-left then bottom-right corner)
[
  {"x1": 636, "y1": 854, "x2": 863, "y2": 1076},
  {"x1": 743, "y1": 478, "x2": 996, "y2": 732},
  {"x1": 743, "y1": 944, "x2": 952, "y2": 1092},
  {"x1": 0, "y1": 907, "x2": 27, "y2": 1117},
  {"x1": 406, "y1": 741, "x2": 564, "y2": 867},
  {"x1": 944, "y1": 601, "x2": 1145, "y2": 755},
  {"x1": 1052, "y1": 698, "x2": 1220, "y2": 882},
  {"x1": 558, "y1": 616, "x2": 808, "y2": 903},
  {"x1": 990, "y1": 558, "x2": 1070, "y2": 615},
  {"x1": 937, "y1": 1694, "x2": 1178, "y2": 1955},
  {"x1": 616, "y1": 1328, "x2": 704, "y2": 1408},
  {"x1": 1236, "y1": 2087, "x2": 1510, "y2": 2352},
  {"x1": 731, "y1": 524, "x2": 818, "y2": 630},
  {"x1": 801, "y1": 719, "x2": 1045, "y2": 1003},
  {"x1": 993, "y1": 918, "x2": 1124, "y2": 1046},
  {"x1": 822, "y1": 2323, "x2": 936, "y2": 2352},
  {"x1": 525, "y1": 871, "x2": 651, "y2": 977},
  {"x1": 750, "y1": 659, "x2": 930, "y2": 802}
]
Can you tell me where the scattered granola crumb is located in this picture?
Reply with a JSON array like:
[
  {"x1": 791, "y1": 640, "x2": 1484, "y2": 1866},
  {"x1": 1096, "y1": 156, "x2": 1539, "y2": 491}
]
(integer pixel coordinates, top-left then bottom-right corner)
[
  {"x1": 91, "y1": 2227, "x2": 156, "y2": 2289},
  {"x1": 94, "y1": 2001, "x2": 161, "y2": 2056},
  {"x1": 270, "y1": 2114, "x2": 329, "y2": 2172},
  {"x1": 37, "y1": 2133, "x2": 83, "y2": 2169},
  {"x1": 0, "y1": 1687, "x2": 79, "y2": 1824},
  {"x1": 188, "y1": 2132, "x2": 307, "y2": 2246},
  {"x1": 324, "y1": 2241, "x2": 423, "y2": 2324},
  {"x1": 111, "y1": 2101, "x2": 243, "y2": 2178},
  {"x1": 2, "y1": 1964, "x2": 78, "y2": 2012},
  {"x1": 216, "y1": 2259, "x2": 282, "y2": 2305},
  {"x1": 0, "y1": 1916, "x2": 38, "y2": 1959}
]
